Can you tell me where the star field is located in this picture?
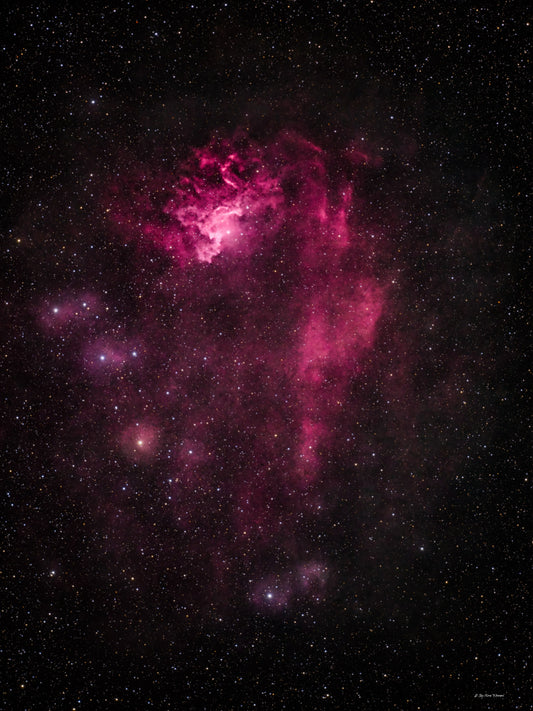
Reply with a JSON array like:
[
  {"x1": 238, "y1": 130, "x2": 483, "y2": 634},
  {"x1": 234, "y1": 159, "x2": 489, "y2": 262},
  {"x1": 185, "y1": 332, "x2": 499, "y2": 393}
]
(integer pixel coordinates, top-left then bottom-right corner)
[{"x1": 1, "y1": 2, "x2": 530, "y2": 708}]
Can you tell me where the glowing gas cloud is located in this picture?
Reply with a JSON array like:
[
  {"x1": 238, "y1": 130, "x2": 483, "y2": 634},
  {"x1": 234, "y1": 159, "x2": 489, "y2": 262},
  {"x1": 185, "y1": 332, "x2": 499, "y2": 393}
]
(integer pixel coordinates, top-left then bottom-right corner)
[{"x1": 42, "y1": 130, "x2": 389, "y2": 613}]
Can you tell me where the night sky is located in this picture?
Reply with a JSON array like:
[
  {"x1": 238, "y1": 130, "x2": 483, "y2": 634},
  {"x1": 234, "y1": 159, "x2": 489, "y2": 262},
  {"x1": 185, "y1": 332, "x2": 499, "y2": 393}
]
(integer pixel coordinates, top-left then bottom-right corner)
[{"x1": 1, "y1": 2, "x2": 530, "y2": 709}]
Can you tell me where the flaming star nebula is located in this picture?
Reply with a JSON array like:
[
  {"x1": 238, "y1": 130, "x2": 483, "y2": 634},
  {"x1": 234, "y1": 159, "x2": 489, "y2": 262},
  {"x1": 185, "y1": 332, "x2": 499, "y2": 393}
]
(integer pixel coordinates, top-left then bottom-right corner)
[
  {"x1": 31, "y1": 129, "x2": 400, "y2": 619},
  {"x1": 3, "y1": 3, "x2": 527, "y2": 707}
]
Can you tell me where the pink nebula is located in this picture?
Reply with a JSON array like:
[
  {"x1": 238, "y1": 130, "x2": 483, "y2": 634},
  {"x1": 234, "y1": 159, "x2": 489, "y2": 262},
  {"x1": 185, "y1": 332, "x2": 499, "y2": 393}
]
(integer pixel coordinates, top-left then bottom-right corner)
[
  {"x1": 43, "y1": 129, "x2": 390, "y2": 613},
  {"x1": 119, "y1": 421, "x2": 159, "y2": 462},
  {"x1": 38, "y1": 293, "x2": 102, "y2": 334}
]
